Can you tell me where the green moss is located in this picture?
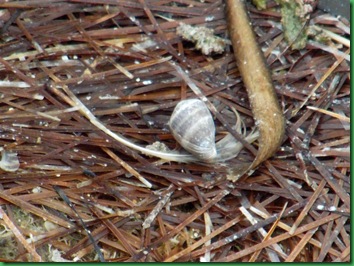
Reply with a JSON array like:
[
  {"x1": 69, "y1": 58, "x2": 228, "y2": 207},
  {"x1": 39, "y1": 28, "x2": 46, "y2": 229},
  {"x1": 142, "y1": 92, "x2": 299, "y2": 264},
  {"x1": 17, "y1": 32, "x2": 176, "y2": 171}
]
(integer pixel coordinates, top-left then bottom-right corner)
[
  {"x1": 251, "y1": 0, "x2": 267, "y2": 10},
  {"x1": 0, "y1": 207, "x2": 47, "y2": 260},
  {"x1": 276, "y1": 0, "x2": 309, "y2": 50},
  {"x1": 12, "y1": 206, "x2": 46, "y2": 233},
  {"x1": 0, "y1": 234, "x2": 18, "y2": 259},
  {"x1": 0, "y1": 207, "x2": 72, "y2": 261},
  {"x1": 307, "y1": 26, "x2": 331, "y2": 44}
]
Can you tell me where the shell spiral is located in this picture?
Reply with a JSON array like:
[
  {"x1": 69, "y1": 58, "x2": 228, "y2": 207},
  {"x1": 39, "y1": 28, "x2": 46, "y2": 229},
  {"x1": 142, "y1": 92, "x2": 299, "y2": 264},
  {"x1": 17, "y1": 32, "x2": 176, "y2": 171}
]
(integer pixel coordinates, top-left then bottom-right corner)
[{"x1": 169, "y1": 99, "x2": 217, "y2": 161}]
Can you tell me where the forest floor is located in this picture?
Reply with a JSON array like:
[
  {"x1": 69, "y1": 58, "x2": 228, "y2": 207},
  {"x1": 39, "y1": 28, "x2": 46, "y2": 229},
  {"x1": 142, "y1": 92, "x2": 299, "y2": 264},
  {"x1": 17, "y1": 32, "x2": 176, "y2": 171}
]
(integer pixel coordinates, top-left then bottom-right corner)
[{"x1": 0, "y1": 0, "x2": 350, "y2": 262}]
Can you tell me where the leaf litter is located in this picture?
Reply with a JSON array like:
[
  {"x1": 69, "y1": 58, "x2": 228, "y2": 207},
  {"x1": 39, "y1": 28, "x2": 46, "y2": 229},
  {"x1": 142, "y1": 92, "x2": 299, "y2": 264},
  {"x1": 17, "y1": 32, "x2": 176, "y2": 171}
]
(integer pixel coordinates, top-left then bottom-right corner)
[{"x1": 0, "y1": 0, "x2": 350, "y2": 262}]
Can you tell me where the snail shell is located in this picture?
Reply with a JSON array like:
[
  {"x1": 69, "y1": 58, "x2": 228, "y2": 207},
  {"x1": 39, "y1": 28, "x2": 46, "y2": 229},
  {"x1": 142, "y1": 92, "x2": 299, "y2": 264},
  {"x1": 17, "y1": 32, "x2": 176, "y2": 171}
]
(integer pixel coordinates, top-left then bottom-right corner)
[{"x1": 169, "y1": 99, "x2": 217, "y2": 161}]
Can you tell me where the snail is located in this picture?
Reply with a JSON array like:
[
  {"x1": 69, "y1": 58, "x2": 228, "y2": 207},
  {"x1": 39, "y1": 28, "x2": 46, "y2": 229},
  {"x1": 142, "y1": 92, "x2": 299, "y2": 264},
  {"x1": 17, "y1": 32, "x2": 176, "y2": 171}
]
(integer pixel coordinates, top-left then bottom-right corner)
[
  {"x1": 169, "y1": 99, "x2": 217, "y2": 162},
  {"x1": 168, "y1": 99, "x2": 259, "y2": 163},
  {"x1": 62, "y1": 85, "x2": 258, "y2": 164},
  {"x1": 0, "y1": 149, "x2": 20, "y2": 172}
]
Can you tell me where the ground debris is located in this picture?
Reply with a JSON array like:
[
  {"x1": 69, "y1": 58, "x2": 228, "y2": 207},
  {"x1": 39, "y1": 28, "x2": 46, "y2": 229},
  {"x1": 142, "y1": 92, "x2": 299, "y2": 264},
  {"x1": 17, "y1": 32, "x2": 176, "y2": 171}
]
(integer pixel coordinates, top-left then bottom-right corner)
[{"x1": 0, "y1": 0, "x2": 349, "y2": 262}]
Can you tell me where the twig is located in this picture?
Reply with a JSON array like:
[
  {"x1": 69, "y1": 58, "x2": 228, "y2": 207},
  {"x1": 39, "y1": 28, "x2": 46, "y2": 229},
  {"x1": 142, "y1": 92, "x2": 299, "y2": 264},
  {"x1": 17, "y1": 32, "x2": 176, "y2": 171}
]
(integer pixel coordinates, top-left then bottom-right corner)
[
  {"x1": 292, "y1": 48, "x2": 349, "y2": 116},
  {"x1": 289, "y1": 179, "x2": 326, "y2": 234},
  {"x1": 285, "y1": 228, "x2": 318, "y2": 262},
  {"x1": 142, "y1": 184, "x2": 175, "y2": 229},
  {"x1": 217, "y1": 214, "x2": 340, "y2": 262},
  {"x1": 102, "y1": 147, "x2": 152, "y2": 188},
  {"x1": 307, "y1": 106, "x2": 350, "y2": 122},
  {"x1": 240, "y1": 206, "x2": 284, "y2": 261}
]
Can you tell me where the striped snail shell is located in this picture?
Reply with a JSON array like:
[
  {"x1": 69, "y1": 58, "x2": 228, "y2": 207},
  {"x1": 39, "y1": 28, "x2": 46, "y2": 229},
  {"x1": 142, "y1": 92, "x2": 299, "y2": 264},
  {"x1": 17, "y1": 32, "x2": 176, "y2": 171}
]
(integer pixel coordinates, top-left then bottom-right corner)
[{"x1": 169, "y1": 99, "x2": 217, "y2": 161}]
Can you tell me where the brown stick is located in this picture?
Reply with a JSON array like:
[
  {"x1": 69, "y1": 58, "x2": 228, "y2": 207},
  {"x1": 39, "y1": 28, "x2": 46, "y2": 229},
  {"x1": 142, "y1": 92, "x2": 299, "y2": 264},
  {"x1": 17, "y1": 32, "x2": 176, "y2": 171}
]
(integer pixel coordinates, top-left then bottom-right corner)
[{"x1": 225, "y1": 0, "x2": 285, "y2": 181}]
